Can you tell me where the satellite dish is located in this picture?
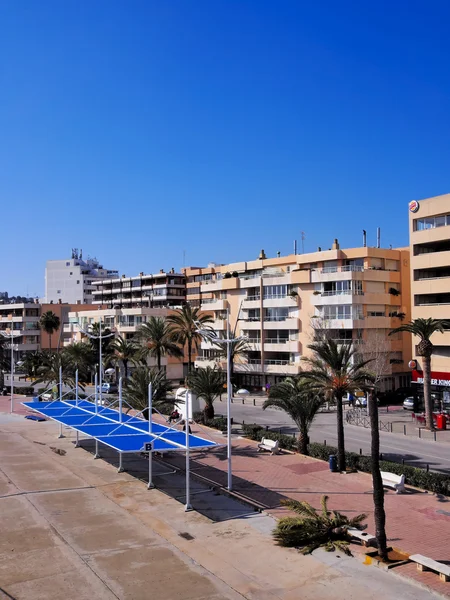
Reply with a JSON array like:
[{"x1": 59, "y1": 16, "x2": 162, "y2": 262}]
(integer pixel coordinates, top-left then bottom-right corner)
[
  {"x1": 105, "y1": 368, "x2": 115, "y2": 375},
  {"x1": 236, "y1": 389, "x2": 250, "y2": 395}
]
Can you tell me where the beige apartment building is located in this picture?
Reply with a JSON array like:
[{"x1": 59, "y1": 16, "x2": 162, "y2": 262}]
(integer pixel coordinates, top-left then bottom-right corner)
[
  {"x1": 185, "y1": 241, "x2": 412, "y2": 392},
  {"x1": 65, "y1": 307, "x2": 185, "y2": 382},
  {"x1": 409, "y1": 193, "x2": 450, "y2": 397}
]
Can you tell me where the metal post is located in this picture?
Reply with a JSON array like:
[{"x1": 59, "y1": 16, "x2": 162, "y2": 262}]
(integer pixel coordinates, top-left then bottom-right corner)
[
  {"x1": 99, "y1": 318, "x2": 102, "y2": 408},
  {"x1": 118, "y1": 452, "x2": 124, "y2": 473},
  {"x1": 75, "y1": 431, "x2": 79, "y2": 447},
  {"x1": 10, "y1": 336, "x2": 14, "y2": 413},
  {"x1": 148, "y1": 383, "x2": 154, "y2": 489},
  {"x1": 226, "y1": 308, "x2": 232, "y2": 491},
  {"x1": 75, "y1": 369, "x2": 79, "y2": 406},
  {"x1": 185, "y1": 389, "x2": 192, "y2": 510},
  {"x1": 58, "y1": 423, "x2": 64, "y2": 438},
  {"x1": 94, "y1": 372, "x2": 98, "y2": 414},
  {"x1": 59, "y1": 366, "x2": 62, "y2": 402},
  {"x1": 94, "y1": 439, "x2": 100, "y2": 459},
  {"x1": 119, "y1": 377, "x2": 123, "y2": 423}
]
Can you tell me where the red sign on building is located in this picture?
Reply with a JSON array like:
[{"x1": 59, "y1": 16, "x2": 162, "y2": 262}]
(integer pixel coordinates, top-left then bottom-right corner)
[{"x1": 412, "y1": 370, "x2": 450, "y2": 387}]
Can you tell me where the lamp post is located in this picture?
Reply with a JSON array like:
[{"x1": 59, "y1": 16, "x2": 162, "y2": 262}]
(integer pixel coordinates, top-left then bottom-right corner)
[
  {"x1": 78, "y1": 315, "x2": 115, "y2": 406},
  {"x1": 195, "y1": 309, "x2": 247, "y2": 491},
  {"x1": 0, "y1": 327, "x2": 21, "y2": 413}
]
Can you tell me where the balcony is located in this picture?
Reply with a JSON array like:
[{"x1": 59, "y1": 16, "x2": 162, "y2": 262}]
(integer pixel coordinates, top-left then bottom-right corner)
[
  {"x1": 200, "y1": 299, "x2": 227, "y2": 311},
  {"x1": 262, "y1": 295, "x2": 298, "y2": 308},
  {"x1": 311, "y1": 268, "x2": 364, "y2": 284},
  {"x1": 194, "y1": 357, "x2": 223, "y2": 369},
  {"x1": 264, "y1": 339, "x2": 300, "y2": 353},
  {"x1": 264, "y1": 317, "x2": 299, "y2": 330},
  {"x1": 317, "y1": 317, "x2": 364, "y2": 329},
  {"x1": 264, "y1": 361, "x2": 300, "y2": 375},
  {"x1": 211, "y1": 319, "x2": 227, "y2": 331},
  {"x1": 311, "y1": 290, "x2": 364, "y2": 305}
]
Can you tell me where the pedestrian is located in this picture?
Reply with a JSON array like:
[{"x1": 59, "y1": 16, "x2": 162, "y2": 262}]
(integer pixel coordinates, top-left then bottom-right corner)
[
  {"x1": 182, "y1": 420, "x2": 192, "y2": 434},
  {"x1": 168, "y1": 409, "x2": 180, "y2": 424}
]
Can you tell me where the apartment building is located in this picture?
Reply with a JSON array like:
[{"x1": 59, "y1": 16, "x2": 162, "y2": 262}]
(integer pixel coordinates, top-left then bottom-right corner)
[
  {"x1": 185, "y1": 241, "x2": 411, "y2": 392},
  {"x1": 0, "y1": 303, "x2": 41, "y2": 360},
  {"x1": 65, "y1": 307, "x2": 185, "y2": 381},
  {"x1": 91, "y1": 269, "x2": 186, "y2": 309},
  {"x1": 409, "y1": 194, "x2": 450, "y2": 396},
  {"x1": 45, "y1": 249, "x2": 119, "y2": 305}
]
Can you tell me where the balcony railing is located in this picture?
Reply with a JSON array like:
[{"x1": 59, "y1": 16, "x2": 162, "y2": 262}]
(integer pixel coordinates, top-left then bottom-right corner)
[
  {"x1": 263, "y1": 294, "x2": 288, "y2": 299},
  {"x1": 321, "y1": 290, "x2": 364, "y2": 296},
  {"x1": 265, "y1": 338, "x2": 289, "y2": 344},
  {"x1": 320, "y1": 265, "x2": 364, "y2": 274},
  {"x1": 264, "y1": 316, "x2": 288, "y2": 322},
  {"x1": 246, "y1": 295, "x2": 261, "y2": 301},
  {"x1": 265, "y1": 359, "x2": 290, "y2": 366}
]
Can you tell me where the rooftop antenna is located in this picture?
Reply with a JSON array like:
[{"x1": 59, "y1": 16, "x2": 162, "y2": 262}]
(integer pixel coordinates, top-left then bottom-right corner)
[
  {"x1": 183, "y1": 250, "x2": 186, "y2": 269},
  {"x1": 294, "y1": 240, "x2": 297, "y2": 255},
  {"x1": 377, "y1": 227, "x2": 381, "y2": 249},
  {"x1": 301, "y1": 231, "x2": 306, "y2": 254}
]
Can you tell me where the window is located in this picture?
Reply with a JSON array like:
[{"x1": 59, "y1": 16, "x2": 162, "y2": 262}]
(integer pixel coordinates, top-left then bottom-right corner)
[
  {"x1": 66, "y1": 262, "x2": 70, "y2": 266},
  {"x1": 57, "y1": 290, "x2": 61, "y2": 294},
  {"x1": 264, "y1": 307, "x2": 288, "y2": 321},
  {"x1": 70, "y1": 271, "x2": 73, "y2": 275},
  {"x1": 415, "y1": 214, "x2": 450, "y2": 230},
  {"x1": 263, "y1": 285, "x2": 287, "y2": 299},
  {"x1": 77, "y1": 280, "x2": 80, "y2": 284}
]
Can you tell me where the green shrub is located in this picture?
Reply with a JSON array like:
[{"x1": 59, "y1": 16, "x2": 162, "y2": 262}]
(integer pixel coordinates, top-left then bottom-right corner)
[
  {"x1": 12, "y1": 386, "x2": 35, "y2": 396},
  {"x1": 242, "y1": 423, "x2": 264, "y2": 440}
]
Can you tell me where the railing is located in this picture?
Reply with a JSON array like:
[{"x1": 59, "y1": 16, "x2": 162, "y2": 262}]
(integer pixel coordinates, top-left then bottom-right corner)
[
  {"x1": 263, "y1": 294, "x2": 288, "y2": 299},
  {"x1": 264, "y1": 359, "x2": 289, "y2": 365},
  {"x1": 247, "y1": 338, "x2": 261, "y2": 343},
  {"x1": 322, "y1": 315, "x2": 364, "y2": 321},
  {"x1": 321, "y1": 290, "x2": 364, "y2": 296},
  {"x1": 245, "y1": 295, "x2": 261, "y2": 301},
  {"x1": 244, "y1": 317, "x2": 261, "y2": 322},
  {"x1": 248, "y1": 359, "x2": 262, "y2": 365},
  {"x1": 201, "y1": 298, "x2": 220, "y2": 304},
  {"x1": 264, "y1": 316, "x2": 288, "y2": 322},
  {"x1": 265, "y1": 338, "x2": 289, "y2": 344},
  {"x1": 320, "y1": 265, "x2": 364, "y2": 274}
]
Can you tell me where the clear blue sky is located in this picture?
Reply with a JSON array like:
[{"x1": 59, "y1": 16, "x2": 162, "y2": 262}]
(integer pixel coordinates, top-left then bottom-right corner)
[{"x1": 1, "y1": 1, "x2": 450, "y2": 297}]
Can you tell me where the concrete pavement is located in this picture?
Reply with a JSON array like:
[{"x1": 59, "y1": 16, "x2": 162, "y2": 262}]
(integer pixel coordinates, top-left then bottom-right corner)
[{"x1": 0, "y1": 405, "x2": 440, "y2": 600}]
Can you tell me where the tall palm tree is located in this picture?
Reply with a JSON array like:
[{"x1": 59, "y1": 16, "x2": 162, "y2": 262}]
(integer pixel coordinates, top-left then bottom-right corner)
[
  {"x1": 124, "y1": 366, "x2": 174, "y2": 418},
  {"x1": 303, "y1": 339, "x2": 374, "y2": 472},
  {"x1": 167, "y1": 305, "x2": 213, "y2": 373},
  {"x1": 62, "y1": 341, "x2": 96, "y2": 383},
  {"x1": 263, "y1": 376, "x2": 324, "y2": 455},
  {"x1": 21, "y1": 350, "x2": 45, "y2": 381},
  {"x1": 390, "y1": 318, "x2": 450, "y2": 430},
  {"x1": 187, "y1": 366, "x2": 224, "y2": 420},
  {"x1": 108, "y1": 335, "x2": 139, "y2": 379},
  {"x1": 274, "y1": 495, "x2": 367, "y2": 555},
  {"x1": 39, "y1": 311, "x2": 61, "y2": 352},
  {"x1": 215, "y1": 338, "x2": 250, "y2": 387},
  {"x1": 137, "y1": 317, "x2": 183, "y2": 371}
]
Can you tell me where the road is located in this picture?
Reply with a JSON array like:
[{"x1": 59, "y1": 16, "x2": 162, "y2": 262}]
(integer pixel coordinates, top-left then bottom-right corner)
[{"x1": 221, "y1": 399, "x2": 450, "y2": 474}]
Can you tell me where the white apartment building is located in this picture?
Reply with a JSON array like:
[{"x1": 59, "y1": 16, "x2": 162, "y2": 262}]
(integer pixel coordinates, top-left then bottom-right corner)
[
  {"x1": 45, "y1": 249, "x2": 119, "y2": 305},
  {"x1": 0, "y1": 303, "x2": 41, "y2": 360}
]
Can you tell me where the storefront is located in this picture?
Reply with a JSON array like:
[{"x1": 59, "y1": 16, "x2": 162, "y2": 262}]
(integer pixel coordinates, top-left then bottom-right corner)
[{"x1": 411, "y1": 369, "x2": 450, "y2": 406}]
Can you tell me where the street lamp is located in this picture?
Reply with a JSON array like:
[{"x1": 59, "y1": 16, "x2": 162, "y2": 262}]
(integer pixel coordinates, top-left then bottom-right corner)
[
  {"x1": 195, "y1": 309, "x2": 247, "y2": 491},
  {"x1": 0, "y1": 327, "x2": 21, "y2": 413},
  {"x1": 78, "y1": 316, "x2": 115, "y2": 406}
]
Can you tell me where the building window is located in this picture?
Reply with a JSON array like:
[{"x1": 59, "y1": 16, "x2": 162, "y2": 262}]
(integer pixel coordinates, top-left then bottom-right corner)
[
  {"x1": 77, "y1": 280, "x2": 80, "y2": 284},
  {"x1": 414, "y1": 214, "x2": 450, "y2": 231},
  {"x1": 66, "y1": 262, "x2": 70, "y2": 266},
  {"x1": 57, "y1": 290, "x2": 61, "y2": 294}
]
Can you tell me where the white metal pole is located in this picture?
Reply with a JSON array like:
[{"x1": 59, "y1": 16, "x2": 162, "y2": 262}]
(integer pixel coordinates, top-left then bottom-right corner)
[
  {"x1": 119, "y1": 377, "x2": 123, "y2": 423},
  {"x1": 185, "y1": 390, "x2": 192, "y2": 511},
  {"x1": 148, "y1": 383, "x2": 152, "y2": 434},
  {"x1": 94, "y1": 372, "x2": 98, "y2": 414},
  {"x1": 148, "y1": 383, "x2": 154, "y2": 489},
  {"x1": 94, "y1": 439, "x2": 99, "y2": 459},
  {"x1": 10, "y1": 335, "x2": 14, "y2": 413},
  {"x1": 118, "y1": 452, "x2": 123, "y2": 473},
  {"x1": 226, "y1": 309, "x2": 232, "y2": 491},
  {"x1": 99, "y1": 318, "x2": 103, "y2": 407},
  {"x1": 75, "y1": 369, "x2": 79, "y2": 406},
  {"x1": 75, "y1": 430, "x2": 79, "y2": 447},
  {"x1": 59, "y1": 365, "x2": 62, "y2": 402}
]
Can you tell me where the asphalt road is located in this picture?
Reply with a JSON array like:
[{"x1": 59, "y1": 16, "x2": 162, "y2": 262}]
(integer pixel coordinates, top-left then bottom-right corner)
[{"x1": 220, "y1": 399, "x2": 450, "y2": 474}]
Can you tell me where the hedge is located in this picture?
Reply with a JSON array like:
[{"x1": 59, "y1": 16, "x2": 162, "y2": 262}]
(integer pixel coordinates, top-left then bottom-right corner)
[{"x1": 242, "y1": 423, "x2": 298, "y2": 451}]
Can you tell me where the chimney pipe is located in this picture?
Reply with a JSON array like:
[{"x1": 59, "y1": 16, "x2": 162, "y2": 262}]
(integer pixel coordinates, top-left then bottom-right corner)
[
  {"x1": 294, "y1": 240, "x2": 297, "y2": 255},
  {"x1": 363, "y1": 230, "x2": 367, "y2": 247},
  {"x1": 377, "y1": 227, "x2": 381, "y2": 248}
]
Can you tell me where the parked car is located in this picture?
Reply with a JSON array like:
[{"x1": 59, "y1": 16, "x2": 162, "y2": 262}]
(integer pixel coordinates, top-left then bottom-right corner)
[
  {"x1": 40, "y1": 392, "x2": 53, "y2": 401},
  {"x1": 96, "y1": 382, "x2": 118, "y2": 394},
  {"x1": 403, "y1": 396, "x2": 416, "y2": 411}
]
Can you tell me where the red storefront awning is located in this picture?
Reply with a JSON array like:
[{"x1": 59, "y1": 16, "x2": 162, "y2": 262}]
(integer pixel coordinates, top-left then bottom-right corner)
[{"x1": 412, "y1": 370, "x2": 450, "y2": 387}]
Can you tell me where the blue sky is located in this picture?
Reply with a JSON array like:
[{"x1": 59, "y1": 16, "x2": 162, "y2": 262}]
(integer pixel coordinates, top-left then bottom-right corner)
[{"x1": 1, "y1": 1, "x2": 450, "y2": 296}]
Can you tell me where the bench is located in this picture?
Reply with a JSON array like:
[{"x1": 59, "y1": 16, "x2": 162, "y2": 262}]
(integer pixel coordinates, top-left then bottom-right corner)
[
  {"x1": 380, "y1": 471, "x2": 406, "y2": 494},
  {"x1": 347, "y1": 527, "x2": 376, "y2": 547},
  {"x1": 409, "y1": 554, "x2": 450, "y2": 582},
  {"x1": 257, "y1": 438, "x2": 280, "y2": 455}
]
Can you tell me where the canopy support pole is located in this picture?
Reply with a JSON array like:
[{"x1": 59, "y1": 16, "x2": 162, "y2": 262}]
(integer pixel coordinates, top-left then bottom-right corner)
[
  {"x1": 94, "y1": 439, "x2": 100, "y2": 459},
  {"x1": 148, "y1": 383, "x2": 154, "y2": 489},
  {"x1": 185, "y1": 390, "x2": 192, "y2": 511},
  {"x1": 94, "y1": 372, "x2": 98, "y2": 414},
  {"x1": 58, "y1": 422, "x2": 64, "y2": 439},
  {"x1": 118, "y1": 452, "x2": 124, "y2": 473},
  {"x1": 119, "y1": 377, "x2": 123, "y2": 423},
  {"x1": 75, "y1": 369, "x2": 79, "y2": 406},
  {"x1": 75, "y1": 431, "x2": 79, "y2": 447}
]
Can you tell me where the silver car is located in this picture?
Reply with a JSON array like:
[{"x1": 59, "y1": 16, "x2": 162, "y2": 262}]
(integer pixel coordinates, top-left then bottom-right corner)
[{"x1": 403, "y1": 397, "x2": 416, "y2": 410}]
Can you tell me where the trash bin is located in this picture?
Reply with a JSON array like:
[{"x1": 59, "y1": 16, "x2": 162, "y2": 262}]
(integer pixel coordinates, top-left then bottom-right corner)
[
  {"x1": 329, "y1": 455, "x2": 338, "y2": 472},
  {"x1": 436, "y1": 414, "x2": 447, "y2": 430}
]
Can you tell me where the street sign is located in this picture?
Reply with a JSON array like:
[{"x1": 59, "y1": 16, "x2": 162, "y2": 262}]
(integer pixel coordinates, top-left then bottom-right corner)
[{"x1": 143, "y1": 442, "x2": 152, "y2": 453}]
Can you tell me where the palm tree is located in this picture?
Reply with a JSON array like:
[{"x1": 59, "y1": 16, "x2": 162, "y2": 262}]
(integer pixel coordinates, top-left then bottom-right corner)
[
  {"x1": 108, "y1": 335, "x2": 139, "y2": 379},
  {"x1": 187, "y1": 366, "x2": 224, "y2": 420},
  {"x1": 390, "y1": 318, "x2": 450, "y2": 431},
  {"x1": 215, "y1": 337, "x2": 250, "y2": 388},
  {"x1": 167, "y1": 305, "x2": 213, "y2": 373},
  {"x1": 273, "y1": 495, "x2": 367, "y2": 555},
  {"x1": 36, "y1": 352, "x2": 75, "y2": 390},
  {"x1": 39, "y1": 311, "x2": 61, "y2": 352},
  {"x1": 137, "y1": 317, "x2": 183, "y2": 371},
  {"x1": 62, "y1": 341, "x2": 96, "y2": 383},
  {"x1": 303, "y1": 339, "x2": 374, "y2": 472},
  {"x1": 21, "y1": 351, "x2": 45, "y2": 381},
  {"x1": 263, "y1": 376, "x2": 324, "y2": 455},
  {"x1": 124, "y1": 366, "x2": 174, "y2": 418}
]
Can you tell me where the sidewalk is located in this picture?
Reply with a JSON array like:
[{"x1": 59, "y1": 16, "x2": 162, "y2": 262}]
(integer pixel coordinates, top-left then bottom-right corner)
[{"x1": 159, "y1": 422, "x2": 450, "y2": 598}]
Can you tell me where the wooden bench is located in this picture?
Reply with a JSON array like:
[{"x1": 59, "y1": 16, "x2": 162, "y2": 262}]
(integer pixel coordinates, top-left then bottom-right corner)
[
  {"x1": 257, "y1": 438, "x2": 280, "y2": 455},
  {"x1": 347, "y1": 527, "x2": 376, "y2": 547},
  {"x1": 409, "y1": 554, "x2": 450, "y2": 582},
  {"x1": 380, "y1": 471, "x2": 406, "y2": 494}
]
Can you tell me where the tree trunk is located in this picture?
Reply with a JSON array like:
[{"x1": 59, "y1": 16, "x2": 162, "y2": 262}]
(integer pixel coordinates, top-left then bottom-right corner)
[
  {"x1": 203, "y1": 401, "x2": 214, "y2": 421},
  {"x1": 49, "y1": 334, "x2": 52, "y2": 353},
  {"x1": 369, "y1": 390, "x2": 388, "y2": 560},
  {"x1": 188, "y1": 340, "x2": 192, "y2": 373},
  {"x1": 157, "y1": 351, "x2": 161, "y2": 372},
  {"x1": 336, "y1": 394, "x2": 346, "y2": 472},
  {"x1": 423, "y1": 355, "x2": 435, "y2": 431},
  {"x1": 123, "y1": 359, "x2": 128, "y2": 379},
  {"x1": 0, "y1": 369, "x2": 4, "y2": 393},
  {"x1": 298, "y1": 424, "x2": 309, "y2": 455}
]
